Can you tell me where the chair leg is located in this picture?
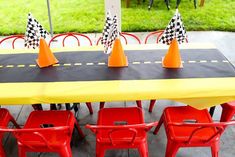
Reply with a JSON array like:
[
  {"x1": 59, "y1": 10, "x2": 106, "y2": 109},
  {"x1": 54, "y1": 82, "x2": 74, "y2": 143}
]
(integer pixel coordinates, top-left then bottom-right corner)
[
  {"x1": 86, "y1": 102, "x2": 93, "y2": 114},
  {"x1": 138, "y1": 142, "x2": 148, "y2": 157},
  {"x1": 176, "y1": 0, "x2": 181, "y2": 8},
  {"x1": 136, "y1": 100, "x2": 142, "y2": 108},
  {"x1": 10, "y1": 116, "x2": 20, "y2": 128},
  {"x1": 0, "y1": 145, "x2": 6, "y2": 157},
  {"x1": 211, "y1": 142, "x2": 219, "y2": 157},
  {"x1": 220, "y1": 106, "x2": 235, "y2": 122},
  {"x1": 32, "y1": 104, "x2": 43, "y2": 110},
  {"x1": 59, "y1": 144, "x2": 72, "y2": 157},
  {"x1": 149, "y1": 99, "x2": 156, "y2": 112},
  {"x1": 96, "y1": 144, "x2": 106, "y2": 157},
  {"x1": 100, "y1": 102, "x2": 105, "y2": 109},
  {"x1": 74, "y1": 120, "x2": 85, "y2": 139},
  {"x1": 148, "y1": 0, "x2": 154, "y2": 10},
  {"x1": 165, "y1": 0, "x2": 170, "y2": 10},
  {"x1": 200, "y1": 0, "x2": 205, "y2": 7},
  {"x1": 126, "y1": 0, "x2": 130, "y2": 8},
  {"x1": 73, "y1": 103, "x2": 79, "y2": 113},
  {"x1": 50, "y1": 104, "x2": 57, "y2": 110},
  {"x1": 165, "y1": 141, "x2": 179, "y2": 157},
  {"x1": 65, "y1": 103, "x2": 71, "y2": 110},
  {"x1": 194, "y1": 0, "x2": 197, "y2": 8},
  {"x1": 18, "y1": 146, "x2": 27, "y2": 157},
  {"x1": 153, "y1": 114, "x2": 164, "y2": 134}
]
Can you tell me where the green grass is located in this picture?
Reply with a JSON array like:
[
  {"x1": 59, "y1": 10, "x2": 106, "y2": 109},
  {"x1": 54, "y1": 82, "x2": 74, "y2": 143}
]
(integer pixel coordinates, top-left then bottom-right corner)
[{"x1": 0, "y1": 0, "x2": 234, "y2": 35}]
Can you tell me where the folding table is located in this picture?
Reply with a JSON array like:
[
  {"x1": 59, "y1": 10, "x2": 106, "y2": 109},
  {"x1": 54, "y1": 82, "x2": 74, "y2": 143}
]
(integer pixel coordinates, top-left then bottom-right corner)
[{"x1": 0, "y1": 44, "x2": 234, "y2": 111}]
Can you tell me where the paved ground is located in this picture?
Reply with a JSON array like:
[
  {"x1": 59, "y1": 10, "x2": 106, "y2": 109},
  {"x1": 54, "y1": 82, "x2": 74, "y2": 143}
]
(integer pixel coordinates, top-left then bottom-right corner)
[{"x1": 0, "y1": 31, "x2": 235, "y2": 157}]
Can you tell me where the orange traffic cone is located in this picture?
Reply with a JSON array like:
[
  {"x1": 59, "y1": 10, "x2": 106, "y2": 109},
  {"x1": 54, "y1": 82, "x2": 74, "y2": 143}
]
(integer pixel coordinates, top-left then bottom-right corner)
[
  {"x1": 108, "y1": 38, "x2": 128, "y2": 67},
  {"x1": 36, "y1": 38, "x2": 59, "y2": 68},
  {"x1": 162, "y1": 38, "x2": 183, "y2": 68}
]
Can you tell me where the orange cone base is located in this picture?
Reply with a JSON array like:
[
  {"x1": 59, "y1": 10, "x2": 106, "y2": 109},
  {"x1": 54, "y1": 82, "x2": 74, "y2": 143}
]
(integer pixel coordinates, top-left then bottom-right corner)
[
  {"x1": 108, "y1": 56, "x2": 128, "y2": 67},
  {"x1": 162, "y1": 57, "x2": 183, "y2": 68},
  {"x1": 108, "y1": 38, "x2": 128, "y2": 68},
  {"x1": 36, "y1": 38, "x2": 59, "y2": 68},
  {"x1": 36, "y1": 58, "x2": 58, "y2": 68}
]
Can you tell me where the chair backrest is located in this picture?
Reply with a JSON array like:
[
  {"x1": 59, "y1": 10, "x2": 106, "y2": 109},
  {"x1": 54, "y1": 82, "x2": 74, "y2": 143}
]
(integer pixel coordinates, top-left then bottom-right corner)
[
  {"x1": 86, "y1": 122, "x2": 157, "y2": 146},
  {"x1": 49, "y1": 33, "x2": 92, "y2": 47},
  {"x1": 96, "y1": 32, "x2": 141, "y2": 45},
  {"x1": 144, "y1": 30, "x2": 188, "y2": 44},
  {"x1": 0, "y1": 126, "x2": 70, "y2": 149},
  {"x1": 167, "y1": 120, "x2": 235, "y2": 144},
  {"x1": 0, "y1": 35, "x2": 25, "y2": 49}
]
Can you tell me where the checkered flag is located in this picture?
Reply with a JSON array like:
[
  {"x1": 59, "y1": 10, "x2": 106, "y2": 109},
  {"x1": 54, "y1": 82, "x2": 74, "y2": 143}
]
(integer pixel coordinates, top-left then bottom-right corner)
[
  {"x1": 101, "y1": 12, "x2": 119, "y2": 54},
  {"x1": 159, "y1": 9, "x2": 187, "y2": 45},
  {"x1": 25, "y1": 13, "x2": 49, "y2": 49}
]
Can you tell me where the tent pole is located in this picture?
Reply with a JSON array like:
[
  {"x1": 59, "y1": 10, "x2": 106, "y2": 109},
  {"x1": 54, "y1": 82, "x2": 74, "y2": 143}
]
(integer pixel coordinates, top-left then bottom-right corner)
[
  {"x1": 105, "y1": 0, "x2": 121, "y2": 32},
  {"x1": 46, "y1": 0, "x2": 54, "y2": 37}
]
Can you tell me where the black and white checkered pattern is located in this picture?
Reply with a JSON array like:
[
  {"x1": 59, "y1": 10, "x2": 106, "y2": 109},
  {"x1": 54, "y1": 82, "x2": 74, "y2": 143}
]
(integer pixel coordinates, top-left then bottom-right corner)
[
  {"x1": 25, "y1": 13, "x2": 49, "y2": 49},
  {"x1": 159, "y1": 10, "x2": 187, "y2": 45},
  {"x1": 101, "y1": 12, "x2": 119, "y2": 54}
]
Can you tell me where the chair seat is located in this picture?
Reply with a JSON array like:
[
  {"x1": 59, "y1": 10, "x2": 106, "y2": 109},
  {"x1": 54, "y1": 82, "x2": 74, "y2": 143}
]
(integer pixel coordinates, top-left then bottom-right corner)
[
  {"x1": 98, "y1": 107, "x2": 144, "y2": 125},
  {"x1": 164, "y1": 106, "x2": 217, "y2": 142},
  {"x1": 24, "y1": 110, "x2": 73, "y2": 128}
]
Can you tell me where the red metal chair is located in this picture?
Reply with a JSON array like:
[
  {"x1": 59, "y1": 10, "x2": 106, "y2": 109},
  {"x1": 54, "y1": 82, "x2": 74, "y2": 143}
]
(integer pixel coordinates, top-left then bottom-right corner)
[
  {"x1": 86, "y1": 107, "x2": 158, "y2": 157},
  {"x1": 144, "y1": 30, "x2": 188, "y2": 44},
  {"x1": 0, "y1": 108, "x2": 20, "y2": 157},
  {"x1": 144, "y1": 30, "x2": 164, "y2": 44},
  {"x1": 7, "y1": 110, "x2": 84, "y2": 157},
  {"x1": 0, "y1": 35, "x2": 25, "y2": 49},
  {"x1": 220, "y1": 101, "x2": 235, "y2": 122},
  {"x1": 96, "y1": 32, "x2": 141, "y2": 45},
  {"x1": 49, "y1": 32, "x2": 92, "y2": 47},
  {"x1": 153, "y1": 106, "x2": 235, "y2": 157}
]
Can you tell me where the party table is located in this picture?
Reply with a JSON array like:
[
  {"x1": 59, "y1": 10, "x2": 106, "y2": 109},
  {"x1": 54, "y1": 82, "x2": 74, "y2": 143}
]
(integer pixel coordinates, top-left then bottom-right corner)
[{"x1": 0, "y1": 44, "x2": 235, "y2": 109}]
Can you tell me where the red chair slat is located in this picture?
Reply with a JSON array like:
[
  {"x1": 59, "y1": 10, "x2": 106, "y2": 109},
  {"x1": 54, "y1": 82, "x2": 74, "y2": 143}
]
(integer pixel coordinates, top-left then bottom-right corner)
[
  {"x1": 49, "y1": 32, "x2": 92, "y2": 47},
  {"x1": 0, "y1": 35, "x2": 25, "y2": 49}
]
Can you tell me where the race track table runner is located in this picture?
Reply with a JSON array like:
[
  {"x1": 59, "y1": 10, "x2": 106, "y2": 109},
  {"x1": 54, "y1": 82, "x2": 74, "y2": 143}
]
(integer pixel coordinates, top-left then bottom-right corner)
[{"x1": 0, "y1": 44, "x2": 235, "y2": 109}]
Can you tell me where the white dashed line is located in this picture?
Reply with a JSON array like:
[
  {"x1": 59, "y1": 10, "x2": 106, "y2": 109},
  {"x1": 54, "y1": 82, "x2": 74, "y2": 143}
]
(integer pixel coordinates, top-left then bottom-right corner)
[
  {"x1": 74, "y1": 63, "x2": 82, "y2": 66},
  {"x1": 132, "y1": 62, "x2": 140, "y2": 64},
  {"x1": 6, "y1": 65, "x2": 14, "y2": 68},
  {"x1": 53, "y1": 64, "x2": 60, "y2": 67},
  {"x1": 2, "y1": 59, "x2": 231, "y2": 69},
  {"x1": 144, "y1": 61, "x2": 151, "y2": 64},
  {"x1": 98, "y1": 62, "x2": 106, "y2": 65},
  {"x1": 200, "y1": 60, "x2": 207, "y2": 63},
  {"x1": 17, "y1": 65, "x2": 25, "y2": 68},
  {"x1": 63, "y1": 63, "x2": 71, "y2": 66},
  {"x1": 86, "y1": 63, "x2": 94, "y2": 65},
  {"x1": 154, "y1": 61, "x2": 162, "y2": 64},
  {"x1": 29, "y1": 64, "x2": 37, "y2": 67}
]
